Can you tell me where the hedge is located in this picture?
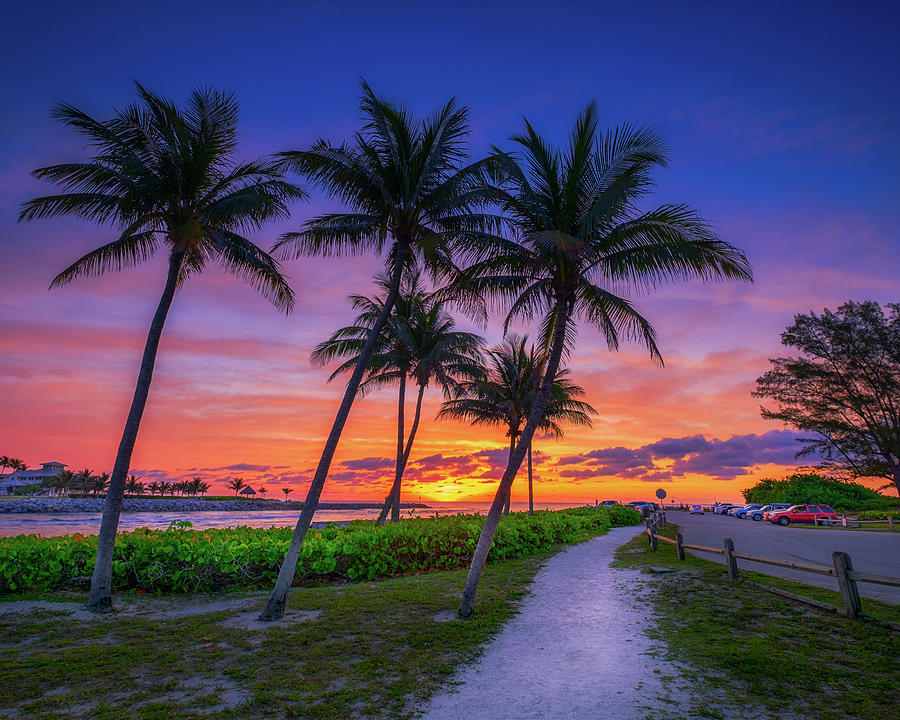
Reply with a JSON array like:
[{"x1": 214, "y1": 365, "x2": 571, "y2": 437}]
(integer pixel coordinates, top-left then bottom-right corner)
[{"x1": 0, "y1": 506, "x2": 641, "y2": 594}]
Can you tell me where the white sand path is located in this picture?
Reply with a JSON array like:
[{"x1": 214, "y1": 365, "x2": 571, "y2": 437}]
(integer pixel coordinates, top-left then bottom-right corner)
[{"x1": 419, "y1": 526, "x2": 690, "y2": 720}]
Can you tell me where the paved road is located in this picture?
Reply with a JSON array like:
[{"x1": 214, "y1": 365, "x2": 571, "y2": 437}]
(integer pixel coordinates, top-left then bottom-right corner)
[{"x1": 670, "y1": 510, "x2": 900, "y2": 603}]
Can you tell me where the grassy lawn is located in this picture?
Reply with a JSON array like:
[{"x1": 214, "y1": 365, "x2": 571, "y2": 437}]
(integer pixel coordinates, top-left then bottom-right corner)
[
  {"x1": 787, "y1": 522, "x2": 897, "y2": 533},
  {"x1": 615, "y1": 527, "x2": 900, "y2": 720},
  {"x1": 0, "y1": 554, "x2": 548, "y2": 719}
]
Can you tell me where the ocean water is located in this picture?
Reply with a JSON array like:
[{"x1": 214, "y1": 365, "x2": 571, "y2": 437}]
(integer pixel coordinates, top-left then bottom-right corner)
[{"x1": 0, "y1": 500, "x2": 594, "y2": 538}]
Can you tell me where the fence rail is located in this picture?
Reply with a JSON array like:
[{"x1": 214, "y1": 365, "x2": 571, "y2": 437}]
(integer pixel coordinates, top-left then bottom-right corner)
[{"x1": 642, "y1": 511, "x2": 900, "y2": 622}]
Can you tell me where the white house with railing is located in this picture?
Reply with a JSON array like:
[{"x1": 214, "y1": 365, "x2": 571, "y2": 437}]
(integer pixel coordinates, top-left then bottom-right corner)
[{"x1": 0, "y1": 462, "x2": 66, "y2": 494}]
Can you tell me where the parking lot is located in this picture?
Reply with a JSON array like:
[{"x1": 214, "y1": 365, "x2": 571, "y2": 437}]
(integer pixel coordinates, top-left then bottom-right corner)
[{"x1": 670, "y1": 510, "x2": 900, "y2": 603}]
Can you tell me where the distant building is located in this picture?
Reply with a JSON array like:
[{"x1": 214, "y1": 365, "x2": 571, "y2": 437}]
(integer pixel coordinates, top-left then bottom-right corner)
[{"x1": 0, "y1": 462, "x2": 66, "y2": 495}]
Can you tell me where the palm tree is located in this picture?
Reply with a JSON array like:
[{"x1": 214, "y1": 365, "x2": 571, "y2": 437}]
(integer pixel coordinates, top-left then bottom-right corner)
[
  {"x1": 77, "y1": 469, "x2": 94, "y2": 497},
  {"x1": 19, "y1": 83, "x2": 305, "y2": 613},
  {"x1": 438, "y1": 337, "x2": 596, "y2": 515},
  {"x1": 455, "y1": 104, "x2": 752, "y2": 617},
  {"x1": 227, "y1": 477, "x2": 245, "y2": 496},
  {"x1": 0, "y1": 457, "x2": 9, "y2": 475},
  {"x1": 92, "y1": 473, "x2": 110, "y2": 497},
  {"x1": 314, "y1": 272, "x2": 483, "y2": 525},
  {"x1": 48, "y1": 470, "x2": 76, "y2": 496},
  {"x1": 159, "y1": 481, "x2": 172, "y2": 497},
  {"x1": 260, "y1": 81, "x2": 492, "y2": 621},
  {"x1": 282, "y1": 487, "x2": 293, "y2": 501},
  {"x1": 147, "y1": 481, "x2": 160, "y2": 497},
  {"x1": 125, "y1": 474, "x2": 141, "y2": 496},
  {"x1": 258, "y1": 486, "x2": 267, "y2": 499}
]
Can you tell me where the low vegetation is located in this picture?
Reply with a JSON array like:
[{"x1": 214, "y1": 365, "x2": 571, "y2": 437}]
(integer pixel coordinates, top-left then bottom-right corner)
[
  {"x1": 742, "y1": 473, "x2": 898, "y2": 511},
  {"x1": 615, "y1": 527, "x2": 900, "y2": 719},
  {"x1": 0, "y1": 506, "x2": 640, "y2": 595},
  {"x1": 0, "y1": 553, "x2": 547, "y2": 720}
]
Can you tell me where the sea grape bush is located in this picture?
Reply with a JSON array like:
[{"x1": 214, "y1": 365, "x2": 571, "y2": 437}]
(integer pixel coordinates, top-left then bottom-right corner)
[
  {"x1": 0, "y1": 506, "x2": 640, "y2": 594},
  {"x1": 741, "y1": 473, "x2": 897, "y2": 511}
]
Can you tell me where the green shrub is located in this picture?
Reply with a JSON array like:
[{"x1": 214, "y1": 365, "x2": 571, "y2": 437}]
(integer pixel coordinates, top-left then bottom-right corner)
[
  {"x1": 0, "y1": 506, "x2": 641, "y2": 595},
  {"x1": 741, "y1": 473, "x2": 897, "y2": 511},
  {"x1": 856, "y1": 510, "x2": 900, "y2": 521}
]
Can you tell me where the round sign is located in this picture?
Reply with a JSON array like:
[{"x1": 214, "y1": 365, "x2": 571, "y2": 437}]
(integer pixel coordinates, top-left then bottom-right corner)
[{"x1": 655, "y1": 488, "x2": 667, "y2": 499}]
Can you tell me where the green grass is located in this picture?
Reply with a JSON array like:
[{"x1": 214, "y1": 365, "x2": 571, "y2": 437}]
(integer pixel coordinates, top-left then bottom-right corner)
[
  {"x1": 615, "y1": 526, "x2": 900, "y2": 720},
  {"x1": 0, "y1": 553, "x2": 548, "y2": 719}
]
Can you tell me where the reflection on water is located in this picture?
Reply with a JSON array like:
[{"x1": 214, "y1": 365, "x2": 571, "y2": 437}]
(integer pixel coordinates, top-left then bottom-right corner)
[{"x1": 0, "y1": 501, "x2": 591, "y2": 538}]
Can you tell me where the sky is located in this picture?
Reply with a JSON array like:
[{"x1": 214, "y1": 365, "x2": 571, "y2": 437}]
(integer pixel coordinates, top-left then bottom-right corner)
[{"x1": 1, "y1": 1, "x2": 898, "y2": 504}]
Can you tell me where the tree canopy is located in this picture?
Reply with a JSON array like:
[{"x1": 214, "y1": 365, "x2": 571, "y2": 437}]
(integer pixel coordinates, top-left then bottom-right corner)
[
  {"x1": 753, "y1": 301, "x2": 900, "y2": 496},
  {"x1": 742, "y1": 473, "x2": 896, "y2": 511}
]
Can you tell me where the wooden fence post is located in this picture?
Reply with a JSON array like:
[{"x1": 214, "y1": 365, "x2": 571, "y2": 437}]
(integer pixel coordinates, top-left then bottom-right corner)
[
  {"x1": 889, "y1": 516, "x2": 895, "y2": 532},
  {"x1": 832, "y1": 551, "x2": 862, "y2": 619},
  {"x1": 723, "y1": 538, "x2": 738, "y2": 580},
  {"x1": 676, "y1": 532, "x2": 685, "y2": 561}
]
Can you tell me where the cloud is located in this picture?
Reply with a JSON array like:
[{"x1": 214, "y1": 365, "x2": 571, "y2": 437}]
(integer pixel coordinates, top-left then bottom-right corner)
[
  {"x1": 559, "y1": 430, "x2": 812, "y2": 482},
  {"x1": 342, "y1": 457, "x2": 394, "y2": 471}
]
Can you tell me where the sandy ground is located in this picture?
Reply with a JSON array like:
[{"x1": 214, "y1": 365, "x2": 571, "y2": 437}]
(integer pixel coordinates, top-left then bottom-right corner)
[{"x1": 418, "y1": 527, "x2": 692, "y2": 720}]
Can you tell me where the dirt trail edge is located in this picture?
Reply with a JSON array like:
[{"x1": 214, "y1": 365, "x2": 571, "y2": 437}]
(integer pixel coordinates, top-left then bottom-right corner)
[{"x1": 419, "y1": 526, "x2": 690, "y2": 720}]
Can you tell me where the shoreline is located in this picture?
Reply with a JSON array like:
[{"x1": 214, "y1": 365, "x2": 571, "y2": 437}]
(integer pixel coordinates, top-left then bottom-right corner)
[{"x1": 0, "y1": 497, "x2": 430, "y2": 515}]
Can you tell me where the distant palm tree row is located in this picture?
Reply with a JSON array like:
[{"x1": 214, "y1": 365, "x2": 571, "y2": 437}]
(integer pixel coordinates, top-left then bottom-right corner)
[
  {"x1": 21, "y1": 80, "x2": 752, "y2": 616},
  {"x1": 0, "y1": 456, "x2": 27, "y2": 475},
  {"x1": 44, "y1": 470, "x2": 212, "y2": 498}
]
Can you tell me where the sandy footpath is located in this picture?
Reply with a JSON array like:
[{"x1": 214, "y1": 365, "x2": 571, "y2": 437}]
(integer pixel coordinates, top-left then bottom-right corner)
[{"x1": 419, "y1": 526, "x2": 691, "y2": 720}]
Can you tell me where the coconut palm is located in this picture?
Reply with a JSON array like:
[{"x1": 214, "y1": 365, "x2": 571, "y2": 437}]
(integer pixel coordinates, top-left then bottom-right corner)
[
  {"x1": 282, "y1": 487, "x2": 293, "y2": 501},
  {"x1": 258, "y1": 486, "x2": 267, "y2": 499},
  {"x1": 227, "y1": 477, "x2": 246, "y2": 496},
  {"x1": 438, "y1": 337, "x2": 596, "y2": 515},
  {"x1": 0, "y1": 457, "x2": 9, "y2": 475},
  {"x1": 75, "y1": 469, "x2": 94, "y2": 497},
  {"x1": 92, "y1": 473, "x2": 110, "y2": 497},
  {"x1": 455, "y1": 103, "x2": 752, "y2": 617},
  {"x1": 19, "y1": 83, "x2": 305, "y2": 612},
  {"x1": 125, "y1": 474, "x2": 142, "y2": 496},
  {"x1": 260, "y1": 81, "x2": 493, "y2": 620},
  {"x1": 313, "y1": 272, "x2": 483, "y2": 524}
]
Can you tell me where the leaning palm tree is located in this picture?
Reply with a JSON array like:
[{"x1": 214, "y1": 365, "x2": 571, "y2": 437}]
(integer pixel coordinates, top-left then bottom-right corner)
[
  {"x1": 227, "y1": 477, "x2": 246, "y2": 496},
  {"x1": 19, "y1": 83, "x2": 305, "y2": 612},
  {"x1": 314, "y1": 272, "x2": 483, "y2": 525},
  {"x1": 259, "y1": 81, "x2": 492, "y2": 621},
  {"x1": 438, "y1": 337, "x2": 595, "y2": 514},
  {"x1": 455, "y1": 103, "x2": 752, "y2": 617}
]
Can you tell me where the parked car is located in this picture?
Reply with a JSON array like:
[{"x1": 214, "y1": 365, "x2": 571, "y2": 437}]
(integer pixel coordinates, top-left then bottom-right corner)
[
  {"x1": 733, "y1": 504, "x2": 764, "y2": 519},
  {"x1": 689, "y1": 504, "x2": 704, "y2": 515},
  {"x1": 762, "y1": 504, "x2": 796, "y2": 522},
  {"x1": 599, "y1": 500, "x2": 619, "y2": 507},
  {"x1": 750, "y1": 503, "x2": 791, "y2": 521},
  {"x1": 768, "y1": 504, "x2": 838, "y2": 526},
  {"x1": 713, "y1": 503, "x2": 735, "y2": 514}
]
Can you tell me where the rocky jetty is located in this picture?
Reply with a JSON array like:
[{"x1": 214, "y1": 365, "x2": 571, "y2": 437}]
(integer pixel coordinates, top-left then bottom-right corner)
[{"x1": 0, "y1": 497, "x2": 429, "y2": 514}]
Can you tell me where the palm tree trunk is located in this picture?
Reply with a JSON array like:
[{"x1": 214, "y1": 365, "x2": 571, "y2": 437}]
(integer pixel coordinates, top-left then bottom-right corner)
[
  {"x1": 503, "y1": 433, "x2": 515, "y2": 515},
  {"x1": 391, "y1": 381, "x2": 426, "y2": 522},
  {"x1": 87, "y1": 251, "x2": 184, "y2": 612},
  {"x1": 459, "y1": 296, "x2": 571, "y2": 618},
  {"x1": 528, "y1": 442, "x2": 534, "y2": 515},
  {"x1": 378, "y1": 373, "x2": 407, "y2": 526},
  {"x1": 259, "y1": 248, "x2": 408, "y2": 621}
]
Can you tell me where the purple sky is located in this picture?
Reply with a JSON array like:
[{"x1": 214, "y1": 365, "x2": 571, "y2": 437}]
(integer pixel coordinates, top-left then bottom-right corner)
[{"x1": 1, "y1": 1, "x2": 898, "y2": 502}]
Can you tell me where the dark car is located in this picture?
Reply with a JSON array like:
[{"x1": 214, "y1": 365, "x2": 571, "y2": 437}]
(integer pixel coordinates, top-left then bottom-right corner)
[
  {"x1": 599, "y1": 500, "x2": 620, "y2": 507},
  {"x1": 749, "y1": 503, "x2": 791, "y2": 521}
]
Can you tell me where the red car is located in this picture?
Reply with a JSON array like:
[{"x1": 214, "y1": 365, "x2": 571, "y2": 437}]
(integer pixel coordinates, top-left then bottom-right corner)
[{"x1": 768, "y1": 504, "x2": 838, "y2": 526}]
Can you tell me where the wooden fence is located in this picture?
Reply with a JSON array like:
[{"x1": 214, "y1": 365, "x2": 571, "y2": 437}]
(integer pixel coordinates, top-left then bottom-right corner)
[{"x1": 643, "y1": 513, "x2": 900, "y2": 623}]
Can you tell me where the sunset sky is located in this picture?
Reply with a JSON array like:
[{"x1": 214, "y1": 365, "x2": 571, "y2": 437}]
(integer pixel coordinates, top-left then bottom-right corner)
[{"x1": 1, "y1": 2, "x2": 898, "y2": 504}]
